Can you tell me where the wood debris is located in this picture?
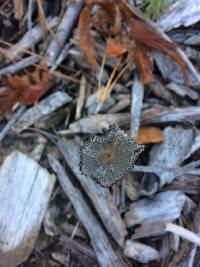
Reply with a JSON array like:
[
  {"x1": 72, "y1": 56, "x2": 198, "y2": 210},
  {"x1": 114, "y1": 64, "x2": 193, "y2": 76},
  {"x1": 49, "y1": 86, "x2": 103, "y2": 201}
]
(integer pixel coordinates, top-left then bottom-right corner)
[{"x1": 0, "y1": 0, "x2": 200, "y2": 266}]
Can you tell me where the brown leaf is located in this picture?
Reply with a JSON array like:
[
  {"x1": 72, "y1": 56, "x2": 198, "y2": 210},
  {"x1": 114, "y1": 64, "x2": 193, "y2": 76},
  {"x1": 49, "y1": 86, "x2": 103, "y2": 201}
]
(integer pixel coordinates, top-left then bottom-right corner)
[
  {"x1": 78, "y1": 7, "x2": 97, "y2": 70},
  {"x1": 134, "y1": 43, "x2": 154, "y2": 85},
  {"x1": 106, "y1": 37, "x2": 127, "y2": 57},
  {"x1": 131, "y1": 18, "x2": 188, "y2": 85},
  {"x1": 0, "y1": 67, "x2": 52, "y2": 114},
  {"x1": 137, "y1": 126, "x2": 164, "y2": 144}
]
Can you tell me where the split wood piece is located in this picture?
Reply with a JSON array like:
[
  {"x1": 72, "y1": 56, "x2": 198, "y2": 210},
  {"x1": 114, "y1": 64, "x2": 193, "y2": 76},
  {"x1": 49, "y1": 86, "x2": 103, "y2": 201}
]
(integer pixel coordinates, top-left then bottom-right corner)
[
  {"x1": 5, "y1": 17, "x2": 58, "y2": 60},
  {"x1": 131, "y1": 222, "x2": 167, "y2": 240},
  {"x1": 124, "y1": 240, "x2": 159, "y2": 264},
  {"x1": 124, "y1": 190, "x2": 186, "y2": 228},
  {"x1": 59, "y1": 113, "x2": 131, "y2": 134},
  {"x1": 13, "y1": 91, "x2": 72, "y2": 133},
  {"x1": 134, "y1": 165, "x2": 200, "y2": 177},
  {"x1": 57, "y1": 138, "x2": 127, "y2": 247},
  {"x1": 108, "y1": 96, "x2": 130, "y2": 113},
  {"x1": 46, "y1": 1, "x2": 84, "y2": 63},
  {"x1": 61, "y1": 105, "x2": 200, "y2": 135},
  {"x1": 153, "y1": 52, "x2": 199, "y2": 86},
  {"x1": 48, "y1": 155, "x2": 131, "y2": 267},
  {"x1": 141, "y1": 106, "x2": 200, "y2": 124},
  {"x1": 157, "y1": 0, "x2": 200, "y2": 32},
  {"x1": 0, "y1": 151, "x2": 55, "y2": 267},
  {"x1": 166, "y1": 82, "x2": 199, "y2": 101},
  {"x1": 185, "y1": 130, "x2": 200, "y2": 159},
  {"x1": 75, "y1": 75, "x2": 86, "y2": 120},
  {"x1": 130, "y1": 75, "x2": 144, "y2": 139},
  {"x1": 141, "y1": 127, "x2": 193, "y2": 194},
  {"x1": 59, "y1": 236, "x2": 96, "y2": 261}
]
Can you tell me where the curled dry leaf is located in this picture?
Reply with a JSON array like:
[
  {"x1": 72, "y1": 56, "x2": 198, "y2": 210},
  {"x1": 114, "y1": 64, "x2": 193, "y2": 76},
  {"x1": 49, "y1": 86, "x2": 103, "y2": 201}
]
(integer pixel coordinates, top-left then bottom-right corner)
[
  {"x1": 134, "y1": 43, "x2": 154, "y2": 85},
  {"x1": 0, "y1": 67, "x2": 52, "y2": 114},
  {"x1": 137, "y1": 126, "x2": 164, "y2": 145},
  {"x1": 106, "y1": 37, "x2": 127, "y2": 57},
  {"x1": 78, "y1": 0, "x2": 188, "y2": 92}
]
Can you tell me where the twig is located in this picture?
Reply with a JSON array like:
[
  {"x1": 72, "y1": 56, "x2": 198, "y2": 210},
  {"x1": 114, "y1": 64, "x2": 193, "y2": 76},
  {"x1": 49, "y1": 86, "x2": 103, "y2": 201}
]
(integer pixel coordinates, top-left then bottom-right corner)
[
  {"x1": 165, "y1": 222, "x2": 200, "y2": 246},
  {"x1": 0, "y1": 56, "x2": 38, "y2": 76},
  {"x1": 27, "y1": 0, "x2": 35, "y2": 52},
  {"x1": 0, "y1": 106, "x2": 26, "y2": 142},
  {"x1": 5, "y1": 17, "x2": 58, "y2": 60},
  {"x1": 46, "y1": 1, "x2": 84, "y2": 63}
]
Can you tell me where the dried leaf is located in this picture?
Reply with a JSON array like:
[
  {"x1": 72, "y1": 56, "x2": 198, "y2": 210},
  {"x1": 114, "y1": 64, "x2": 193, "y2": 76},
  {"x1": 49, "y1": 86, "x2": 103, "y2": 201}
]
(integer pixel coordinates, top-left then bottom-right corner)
[
  {"x1": 134, "y1": 43, "x2": 154, "y2": 85},
  {"x1": 137, "y1": 126, "x2": 164, "y2": 144},
  {"x1": 106, "y1": 38, "x2": 127, "y2": 57},
  {"x1": 78, "y1": 7, "x2": 97, "y2": 70},
  {"x1": 0, "y1": 67, "x2": 52, "y2": 113},
  {"x1": 131, "y1": 18, "x2": 188, "y2": 84}
]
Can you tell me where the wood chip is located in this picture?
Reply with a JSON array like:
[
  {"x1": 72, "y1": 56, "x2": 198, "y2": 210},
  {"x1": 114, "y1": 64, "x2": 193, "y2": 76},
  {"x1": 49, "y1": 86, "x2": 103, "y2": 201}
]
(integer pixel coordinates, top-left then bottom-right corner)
[
  {"x1": 0, "y1": 151, "x2": 55, "y2": 267},
  {"x1": 124, "y1": 240, "x2": 159, "y2": 263},
  {"x1": 157, "y1": 0, "x2": 200, "y2": 32},
  {"x1": 13, "y1": 91, "x2": 72, "y2": 133},
  {"x1": 59, "y1": 113, "x2": 131, "y2": 134},
  {"x1": 124, "y1": 191, "x2": 186, "y2": 228}
]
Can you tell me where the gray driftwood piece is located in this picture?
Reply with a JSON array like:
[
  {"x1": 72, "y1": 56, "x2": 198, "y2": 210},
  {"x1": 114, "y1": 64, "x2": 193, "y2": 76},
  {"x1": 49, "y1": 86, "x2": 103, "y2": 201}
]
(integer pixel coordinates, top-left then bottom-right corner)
[
  {"x1": 153, "y1": 52, "x2": 199, "y2": 86},
  {"x1": 141, "y1": 106, "x2": 200, "y2": 124},
  {"x1": 59, "y1": 113, "x2": 131, "y2": 134},
  {"x1": 57, "y1": 138, "x2": 127, "y2": 247},
  {"x1": 144, "y1": 127, "x2": 193, "y2": 190},
  {"x1": 125, "y1": 191, "x2": 186, "y2": 228},
  {"x1": 0, "y1": 152, "x2": 55, "y2": 267},
  {"x1": 124, "y1": 240, "x2": 159, "y2": 264},
  {"x1": 48, "y1": 155, "x2": 130, "y2": 267},
  {"x1": 13, "y1": 91, "x2": 72, "y2": 133},
  {"x1": 46, "y1": 1, "x2": 83, "y2": 63},
  {"x1": 157, "y1": 0, "x2": 200, "y2": 32},
  {"x1": 6, "y1": 17, "x2": 57, "y2": 60}
]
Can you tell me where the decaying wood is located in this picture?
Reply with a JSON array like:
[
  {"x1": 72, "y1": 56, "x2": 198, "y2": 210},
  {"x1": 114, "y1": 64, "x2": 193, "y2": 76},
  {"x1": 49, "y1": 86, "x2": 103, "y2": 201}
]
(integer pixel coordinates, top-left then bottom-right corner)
[
  {"x1": 141, "y1": 127, "x2": 193, "y2": 194},
  {"x1": 0, "y1": 151, "x2": 55, "y2": 267},
  {"x1": 48, "y1": 155, "x2": 131, "y2": 267},
  {"x1": 124, "y1": 240, "x2": 160, "y2": 263},
  {"x1": 157, "y1": 0, "x2": 200, "y2": 32},
  {"x1": 13, "y1": 91, "x2": 72, "y2": 132},
  {"x1": 6, "y1": 17, "x2": 58, "y2": 60},
  {"x1": 130, "y1": 75, "x2": 144, "y2": 139},
  {"x1": 57, "y1": 138, "x2": 127, "y2": 247},
  {"x1": 124, "y1": 191, "x2": 186, "y2": 228},
  {"x1": 46, "y1": 1, "x2": 83, "y2": 63}
]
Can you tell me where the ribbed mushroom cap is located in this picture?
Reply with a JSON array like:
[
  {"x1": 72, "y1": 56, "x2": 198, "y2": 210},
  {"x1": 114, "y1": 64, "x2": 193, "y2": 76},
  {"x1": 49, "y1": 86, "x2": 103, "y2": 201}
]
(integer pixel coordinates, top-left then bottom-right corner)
[{"x1": 80, "y1": 124, "x2": 145, "y2": 187}]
